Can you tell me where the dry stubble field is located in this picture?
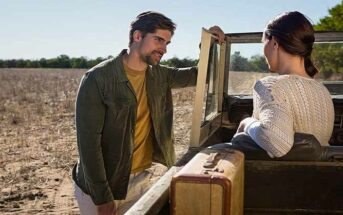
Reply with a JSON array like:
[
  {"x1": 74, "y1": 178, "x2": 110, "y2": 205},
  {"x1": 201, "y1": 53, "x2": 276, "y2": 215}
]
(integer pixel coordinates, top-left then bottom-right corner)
[
  {"x1": 1, "y1": 68, "x2": 338, "y2": 214},
  {"x1": 0, "y1": 68, "x2": 195, "y2": 214}
]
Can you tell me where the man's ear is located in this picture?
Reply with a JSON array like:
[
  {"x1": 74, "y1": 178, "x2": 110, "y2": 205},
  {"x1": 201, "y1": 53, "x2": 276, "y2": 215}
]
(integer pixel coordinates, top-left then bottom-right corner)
[{"x1": 133, "y1": 30, "x2": 142, "y2": 42}]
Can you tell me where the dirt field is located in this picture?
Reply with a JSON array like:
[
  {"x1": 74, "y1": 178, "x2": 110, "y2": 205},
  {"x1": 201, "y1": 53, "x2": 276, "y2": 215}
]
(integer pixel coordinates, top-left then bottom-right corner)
[
  {"x1": 1, "y1": 67, "x2": 341, "y2": 214},
  {"x1": 0, "y1": 68, "x2": 195, "y2": 214}
]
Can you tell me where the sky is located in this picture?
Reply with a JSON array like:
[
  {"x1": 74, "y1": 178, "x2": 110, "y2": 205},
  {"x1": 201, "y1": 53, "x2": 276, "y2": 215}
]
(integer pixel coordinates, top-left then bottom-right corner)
[{"x1": 0, "y1": 0, "x2": 340, "y2": 60}]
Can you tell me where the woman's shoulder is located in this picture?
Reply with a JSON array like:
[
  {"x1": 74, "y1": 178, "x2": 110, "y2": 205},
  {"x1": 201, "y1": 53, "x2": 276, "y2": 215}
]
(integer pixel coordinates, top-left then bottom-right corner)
[
  {"x1": 256, "y1": 74, "x2": 330, "y2": 98},
  {"x1": 255, "y1": 75, "x2": 285, "y2": 92},
  {"x1": 258, "y1": 75, "x2": 279, "y2": 85},
  {"x1": 256, "y1": 75, "x2": 303, "y2": 94},
  {"x1": 258, "y1": 74, "x2": 322, "y2": 89},
  {"x1": 259, "y1": 74, "x2": 300, "y2": 84}
]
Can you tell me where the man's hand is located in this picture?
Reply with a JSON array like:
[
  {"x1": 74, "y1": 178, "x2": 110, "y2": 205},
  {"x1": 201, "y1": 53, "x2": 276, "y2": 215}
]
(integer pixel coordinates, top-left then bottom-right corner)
[
  {"x1": 97, "y1": 201, "x2": 116, "y2": 215},
  {"x1": 208, "y1": 25, "x2": 225, "y2": 44}
]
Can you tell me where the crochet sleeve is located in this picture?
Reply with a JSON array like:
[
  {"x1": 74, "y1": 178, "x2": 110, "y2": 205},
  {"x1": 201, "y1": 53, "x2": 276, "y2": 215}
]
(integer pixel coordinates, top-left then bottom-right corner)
[{"x1": 245, "y1": 79, "x2": 294, "y2": 157}]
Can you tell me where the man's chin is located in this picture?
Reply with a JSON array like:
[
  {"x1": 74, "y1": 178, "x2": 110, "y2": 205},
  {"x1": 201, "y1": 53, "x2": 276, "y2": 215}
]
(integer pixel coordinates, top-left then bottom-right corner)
[{"x1": 146, "y1": 58, "x2": 160, "y2": 66}]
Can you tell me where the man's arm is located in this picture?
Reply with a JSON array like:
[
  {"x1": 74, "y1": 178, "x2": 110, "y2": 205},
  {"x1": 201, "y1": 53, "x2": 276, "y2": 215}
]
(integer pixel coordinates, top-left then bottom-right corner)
[
  {"x1": 167, "y1": 26, "x2": 225, "y2": 89},
  {"x1": 167, "y1": 66, "x2": 198, "y2": 88},
  {"x1": 76, "y1": 72, "x2": 114, "y2": 205}
]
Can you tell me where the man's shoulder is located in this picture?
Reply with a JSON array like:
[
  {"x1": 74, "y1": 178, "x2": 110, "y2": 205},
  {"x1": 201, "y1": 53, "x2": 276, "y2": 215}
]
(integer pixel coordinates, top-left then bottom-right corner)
[
  {"x1": 79, "y1": 58, "x2": 116, "y2": 90},
  {"x1": 148, "y1": 64, "x2": 175, "y2": 79},
  {"x1": 87, "y1": 58, "x2": 116, "y2": 76},
  {"x1": 86, "y1": 50, "x2": 127, "y2": 80}
]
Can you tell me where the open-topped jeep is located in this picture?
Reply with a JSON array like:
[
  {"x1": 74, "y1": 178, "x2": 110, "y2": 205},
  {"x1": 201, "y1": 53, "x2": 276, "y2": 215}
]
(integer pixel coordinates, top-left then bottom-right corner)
[{"x1": 126, "y1": 30, "x2": 343, "y2": 215}]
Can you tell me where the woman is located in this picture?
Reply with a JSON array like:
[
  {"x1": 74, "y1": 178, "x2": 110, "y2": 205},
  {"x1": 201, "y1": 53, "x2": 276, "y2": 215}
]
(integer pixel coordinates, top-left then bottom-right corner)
[{"x1": 236, "y1": 11, "x2": 334, "y2": 158}]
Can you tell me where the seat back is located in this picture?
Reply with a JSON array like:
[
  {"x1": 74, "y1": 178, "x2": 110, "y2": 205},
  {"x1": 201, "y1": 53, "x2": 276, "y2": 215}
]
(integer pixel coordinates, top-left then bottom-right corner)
[{"x1": 231, "y1": 132, "x2": 343, "y2": 161}]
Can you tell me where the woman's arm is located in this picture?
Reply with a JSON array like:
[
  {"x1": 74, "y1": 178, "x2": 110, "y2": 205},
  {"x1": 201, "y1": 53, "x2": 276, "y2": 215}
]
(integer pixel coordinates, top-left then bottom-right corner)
[{"x1": 242, "y1": 79, "x2": 294, "y2": 157}]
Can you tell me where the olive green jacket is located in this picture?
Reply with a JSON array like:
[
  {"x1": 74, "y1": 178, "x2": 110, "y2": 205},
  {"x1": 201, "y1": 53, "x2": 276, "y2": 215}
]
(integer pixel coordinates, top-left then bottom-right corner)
[{"x1": 72, "y1": 50, "x2": 197, "y2": 205}]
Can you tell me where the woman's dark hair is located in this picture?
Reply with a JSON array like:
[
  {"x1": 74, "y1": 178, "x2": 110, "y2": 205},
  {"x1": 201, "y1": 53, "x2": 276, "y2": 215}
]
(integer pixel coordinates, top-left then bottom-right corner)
[
  {"x1": 129, "y1": 11, "x2": 176, "y2": 46},
  {"x1": 263, "y1": 11, "x2": 318, "y2": 77}
]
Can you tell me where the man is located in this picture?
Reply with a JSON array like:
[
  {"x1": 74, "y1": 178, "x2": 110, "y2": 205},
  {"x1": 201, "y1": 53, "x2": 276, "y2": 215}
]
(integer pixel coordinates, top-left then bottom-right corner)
[{"x1": 72, "y1": 11, "x2": 224, "y2": 215}]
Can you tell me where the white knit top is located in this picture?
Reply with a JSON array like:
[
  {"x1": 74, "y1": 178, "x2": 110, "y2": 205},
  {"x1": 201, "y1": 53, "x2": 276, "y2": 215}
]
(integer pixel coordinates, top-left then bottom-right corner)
[{"x1": 245, "y1": 75, "x2": 334, "y2": 157}]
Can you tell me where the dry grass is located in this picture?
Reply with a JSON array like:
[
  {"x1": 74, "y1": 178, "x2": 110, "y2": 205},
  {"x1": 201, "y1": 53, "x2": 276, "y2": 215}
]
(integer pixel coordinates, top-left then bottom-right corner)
[
  {"x1": 0, "y1": 68, "x2": 85, "y2": 213},
  {"x1": 0, "y1": 68, "x2": 195, "y2": 214},
  {"x1": 1, "y1": 68, "x2": 341, "y2": 213}
]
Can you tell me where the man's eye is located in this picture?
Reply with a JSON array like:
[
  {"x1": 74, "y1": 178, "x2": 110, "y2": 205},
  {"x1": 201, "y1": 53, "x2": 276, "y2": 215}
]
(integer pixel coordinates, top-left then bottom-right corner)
[{"x1": 155, "y1": 37, "x2": 163, "y2": 42}]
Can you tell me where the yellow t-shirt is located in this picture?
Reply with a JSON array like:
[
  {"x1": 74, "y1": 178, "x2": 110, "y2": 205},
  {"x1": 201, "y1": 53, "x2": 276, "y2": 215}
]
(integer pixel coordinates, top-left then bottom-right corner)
[{"x1": 124, "y1": 63, "x2": 153, "y2": 173}]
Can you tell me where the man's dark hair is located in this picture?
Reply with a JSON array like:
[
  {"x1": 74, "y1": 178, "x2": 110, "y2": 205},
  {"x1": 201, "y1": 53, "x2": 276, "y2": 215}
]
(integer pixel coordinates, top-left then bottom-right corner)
[{"x1": 129, "y1": 11, "x2": 176, "y2": 46}]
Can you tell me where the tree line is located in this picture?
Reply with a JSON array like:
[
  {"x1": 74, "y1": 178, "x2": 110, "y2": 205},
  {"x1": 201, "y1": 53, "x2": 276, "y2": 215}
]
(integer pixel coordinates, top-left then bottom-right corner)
[
  {"x1": 0, "y1": 55, "x2": 199, "y2": 69},
  {"x1": 1, "y1": 1, "x2": 342, "y2": 72},
  {"x1": 312, "y1": 1, "x2": 343, "y2": 76},
  {"x1": 0, "y1": 52, "x2": 266, "y2": 70},
  {"x1": 230, "y1": 1, "x2": 343, "y2": 74},
  {"x1": 0, "y1": 55, "x2": 111, "y2": 69}
]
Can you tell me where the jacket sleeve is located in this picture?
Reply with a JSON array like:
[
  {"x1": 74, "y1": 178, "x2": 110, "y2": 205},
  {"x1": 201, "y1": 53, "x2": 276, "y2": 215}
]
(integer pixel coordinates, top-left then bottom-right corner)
[
  {"x1": 166, "y1": 66, "x2": 198, "y2": 88},
  {"x1": 244, "y1": 80, "x2": 294, "y2": 158},
  {"x1": 76, "y1": 72, "x2": 113, "y2": 205}
]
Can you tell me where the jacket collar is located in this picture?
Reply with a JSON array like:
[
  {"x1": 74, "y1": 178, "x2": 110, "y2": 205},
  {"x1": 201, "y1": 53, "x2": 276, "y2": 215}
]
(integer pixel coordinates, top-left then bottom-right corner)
[
  {"x1": 114, "y1": 49, "x2": 129, "y2": 83},
  {"x1": 114, "y1": 49, "x2": 154, "y2": 83}
]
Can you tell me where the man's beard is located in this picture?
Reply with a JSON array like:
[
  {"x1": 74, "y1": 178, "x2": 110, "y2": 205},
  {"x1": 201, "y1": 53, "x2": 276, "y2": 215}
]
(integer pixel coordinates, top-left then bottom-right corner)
[
  {"x1": 144, "y1": 55, "x2": 158, "y2": 66},
  {"x1": 142, "y1": 51, "x2": 163, "y2": 66}
]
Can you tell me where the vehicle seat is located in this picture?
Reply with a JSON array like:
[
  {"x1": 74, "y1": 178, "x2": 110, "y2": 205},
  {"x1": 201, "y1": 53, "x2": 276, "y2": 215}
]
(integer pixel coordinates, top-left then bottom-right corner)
[{"x1": 215, "y1": 133, "x2": 343, "y2": 161}]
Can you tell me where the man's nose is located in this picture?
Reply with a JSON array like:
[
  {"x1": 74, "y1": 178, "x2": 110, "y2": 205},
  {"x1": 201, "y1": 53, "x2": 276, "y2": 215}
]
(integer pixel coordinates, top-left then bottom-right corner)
[
  {"x1": 160, "y1": 44, "x2": 167, "y2": 54},
  {"x1": 160, "y1": 43, "x2": 167, "y2": 54}
]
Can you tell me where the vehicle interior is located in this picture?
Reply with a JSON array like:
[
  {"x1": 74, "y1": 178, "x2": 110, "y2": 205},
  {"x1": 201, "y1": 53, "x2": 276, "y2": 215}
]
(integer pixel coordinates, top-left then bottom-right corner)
[{"x1": 127, "y1": 30, "x2": 343, "y2": 215}]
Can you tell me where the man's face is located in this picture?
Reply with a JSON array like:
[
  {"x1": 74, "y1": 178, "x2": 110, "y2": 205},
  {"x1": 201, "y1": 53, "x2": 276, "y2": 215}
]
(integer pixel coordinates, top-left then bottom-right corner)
[{"x1": 138, "y1": 29, "x2": 172, "y2": 65}]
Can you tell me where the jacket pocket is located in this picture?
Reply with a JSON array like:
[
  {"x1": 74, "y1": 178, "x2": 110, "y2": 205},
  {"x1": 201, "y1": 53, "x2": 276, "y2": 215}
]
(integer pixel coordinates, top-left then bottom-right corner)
[{"x1": 104, "y1": 99, "x2": 132, "y2": 123}]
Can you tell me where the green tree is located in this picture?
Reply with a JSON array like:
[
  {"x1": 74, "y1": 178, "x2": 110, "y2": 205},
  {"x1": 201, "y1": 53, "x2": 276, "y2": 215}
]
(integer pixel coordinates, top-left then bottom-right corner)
[
  {"x1": 314, "y1": 1, "x2": 343, "y2": 31},
  {"x1": 229, "y1": 51, "x2": 252, "y2": 71},
  {"x1": 56, "y1": 54, "x2": 71, "y2": 68},
  {"x1": 39, "y1": 58, "x2": 48, "y2": 68},
  {"x1": 249, "y1": 55, "x2": 269, "y2": 72},
  {"x1": 313, "y1": 43, "x2": 343, "y2": 74},
  {"x1": 46, "y1": 58, "x2": 59, "y2": 68},
  {"x1": 161, "y1": 57, "x2": 198, "y2": 67},
  {"x1": 26, "y1": 60, "x2": 40, "y2": 68},
  {"x1": 71, "y1": 57, "x2": 88, "y2": 68},
  {"x1": 313, "y1": 0, "x2": 343, "y2": 77},
  {"x1": 87, "y1": 57, "x2": 105, "y2": 68},
  {"x1": 16, "y1": 59, "x2": 26, "y2": 68},
  {"x1": 7, "y1": 60, "x2": 17, "y2": 68}
]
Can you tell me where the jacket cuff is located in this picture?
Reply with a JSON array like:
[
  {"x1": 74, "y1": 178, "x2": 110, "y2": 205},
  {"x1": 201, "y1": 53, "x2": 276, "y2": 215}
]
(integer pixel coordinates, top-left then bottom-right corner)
[{"x1": 86, "y1": 180, "x2": 114, "y2": 205}]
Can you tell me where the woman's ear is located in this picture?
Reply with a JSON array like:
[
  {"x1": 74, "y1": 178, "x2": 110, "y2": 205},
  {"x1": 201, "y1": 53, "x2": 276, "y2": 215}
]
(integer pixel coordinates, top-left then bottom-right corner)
[{"x1": 272, "y1": 36, "x2": 279, "y2": 49}]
